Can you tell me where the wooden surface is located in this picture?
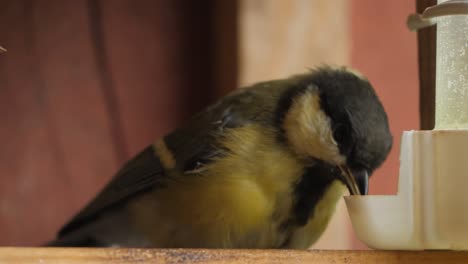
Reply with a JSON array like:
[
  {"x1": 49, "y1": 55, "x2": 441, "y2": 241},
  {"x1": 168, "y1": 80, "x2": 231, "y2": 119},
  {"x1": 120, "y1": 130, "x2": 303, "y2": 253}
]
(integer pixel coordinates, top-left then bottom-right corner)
[
  {"x1": 417, "y1": 0, "x2": 437, "y2": 130},
  {"x1": 1, "y1": 248, "x2": 468, "y2": 264}
]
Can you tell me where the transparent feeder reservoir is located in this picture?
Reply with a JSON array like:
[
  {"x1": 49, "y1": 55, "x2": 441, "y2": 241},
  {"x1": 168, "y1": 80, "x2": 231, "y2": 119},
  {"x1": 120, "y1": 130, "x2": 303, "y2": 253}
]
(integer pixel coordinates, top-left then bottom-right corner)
[{"x1": 345, "y1": 0, "x2": 468, "y2": 250}]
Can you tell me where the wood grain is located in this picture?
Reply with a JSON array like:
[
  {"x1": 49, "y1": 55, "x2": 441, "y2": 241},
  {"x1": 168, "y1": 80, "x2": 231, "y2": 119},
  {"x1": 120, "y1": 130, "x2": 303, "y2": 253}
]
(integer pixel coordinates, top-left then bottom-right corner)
[{"x1": 1, "y1": 248, "x2": 468, "y2": 264}]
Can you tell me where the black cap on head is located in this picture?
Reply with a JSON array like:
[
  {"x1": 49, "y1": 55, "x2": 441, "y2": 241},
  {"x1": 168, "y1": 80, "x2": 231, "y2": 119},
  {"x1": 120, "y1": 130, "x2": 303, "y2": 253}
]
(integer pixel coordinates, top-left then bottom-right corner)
[{"x1": 310, "y1": 67, "x2": 393, "y2": 174}]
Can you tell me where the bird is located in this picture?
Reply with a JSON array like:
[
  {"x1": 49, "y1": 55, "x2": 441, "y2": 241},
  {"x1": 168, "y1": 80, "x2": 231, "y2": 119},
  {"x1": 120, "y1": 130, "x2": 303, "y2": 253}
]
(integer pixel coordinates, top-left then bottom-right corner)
[{"x1": 46, "y1": 66, "x2": 392, "y2": 249}]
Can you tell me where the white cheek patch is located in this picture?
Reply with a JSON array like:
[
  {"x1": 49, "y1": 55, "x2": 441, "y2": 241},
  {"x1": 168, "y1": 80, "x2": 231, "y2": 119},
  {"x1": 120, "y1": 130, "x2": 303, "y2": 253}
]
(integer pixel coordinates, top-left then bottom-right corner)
[{"x1": 283, "y1": 88, "x2": 345, "y2": 165}]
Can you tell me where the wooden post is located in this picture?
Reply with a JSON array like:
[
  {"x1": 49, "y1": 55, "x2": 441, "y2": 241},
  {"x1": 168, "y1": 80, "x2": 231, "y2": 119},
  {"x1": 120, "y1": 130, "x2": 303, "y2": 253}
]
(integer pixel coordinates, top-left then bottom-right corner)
[{"x1": 417, "y1": 0, "x2": 437, "y2": 130}]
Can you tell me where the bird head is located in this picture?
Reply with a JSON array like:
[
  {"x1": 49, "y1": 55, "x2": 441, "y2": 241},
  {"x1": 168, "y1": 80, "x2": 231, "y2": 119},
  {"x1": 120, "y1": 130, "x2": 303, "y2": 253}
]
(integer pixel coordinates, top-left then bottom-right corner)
[{"x1": 278, "y1": 66, "x2": 393, "y2": 195}]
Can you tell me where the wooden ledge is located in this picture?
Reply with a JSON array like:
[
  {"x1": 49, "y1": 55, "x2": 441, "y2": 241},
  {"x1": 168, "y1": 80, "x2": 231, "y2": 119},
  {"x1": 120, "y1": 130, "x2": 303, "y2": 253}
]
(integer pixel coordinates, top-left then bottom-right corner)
[{"x1": 1, "y1": 248, "x2": 468, "y2": 264}]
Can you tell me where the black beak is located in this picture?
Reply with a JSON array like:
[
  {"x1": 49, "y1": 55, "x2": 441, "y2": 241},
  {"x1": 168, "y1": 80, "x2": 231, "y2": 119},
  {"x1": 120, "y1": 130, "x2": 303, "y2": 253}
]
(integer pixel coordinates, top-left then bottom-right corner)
[
  {"x1": 338, "y1": 166, "x2": 369, "y2": 195},
  {"x1": 353, "y1": 169, "x2": 369, "y2": 195}
]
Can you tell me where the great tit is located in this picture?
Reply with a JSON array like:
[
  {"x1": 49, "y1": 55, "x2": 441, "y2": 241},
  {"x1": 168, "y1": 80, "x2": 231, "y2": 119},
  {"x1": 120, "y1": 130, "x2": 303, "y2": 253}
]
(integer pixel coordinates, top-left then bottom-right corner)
[{"x1": 46, "y1": 66, "x2": 392, "y2": 248}]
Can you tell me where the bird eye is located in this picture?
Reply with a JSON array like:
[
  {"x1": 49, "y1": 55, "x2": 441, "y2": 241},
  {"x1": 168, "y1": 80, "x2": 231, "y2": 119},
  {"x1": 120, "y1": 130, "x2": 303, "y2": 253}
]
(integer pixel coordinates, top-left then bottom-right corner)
[
  {"x1": 333, "y1": 123, "x2": 353, "y2": 156},
  {"x1": 332, "y1": 124, "x2": 348, "y2": 144}
]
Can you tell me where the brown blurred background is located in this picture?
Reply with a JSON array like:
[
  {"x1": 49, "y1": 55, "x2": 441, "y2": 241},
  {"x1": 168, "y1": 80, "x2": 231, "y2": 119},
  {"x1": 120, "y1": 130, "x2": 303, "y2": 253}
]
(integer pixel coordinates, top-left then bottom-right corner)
[{"x1": 0, "y1": 0, "x2": 420, "y2": 248}]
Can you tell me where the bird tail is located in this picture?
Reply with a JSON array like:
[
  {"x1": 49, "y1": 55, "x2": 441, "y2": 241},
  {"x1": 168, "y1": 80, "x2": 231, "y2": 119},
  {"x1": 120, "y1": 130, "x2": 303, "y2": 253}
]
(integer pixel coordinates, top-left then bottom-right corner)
[{"x1": 43, "y1": 234, "x2": 106, "y2": 247}]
